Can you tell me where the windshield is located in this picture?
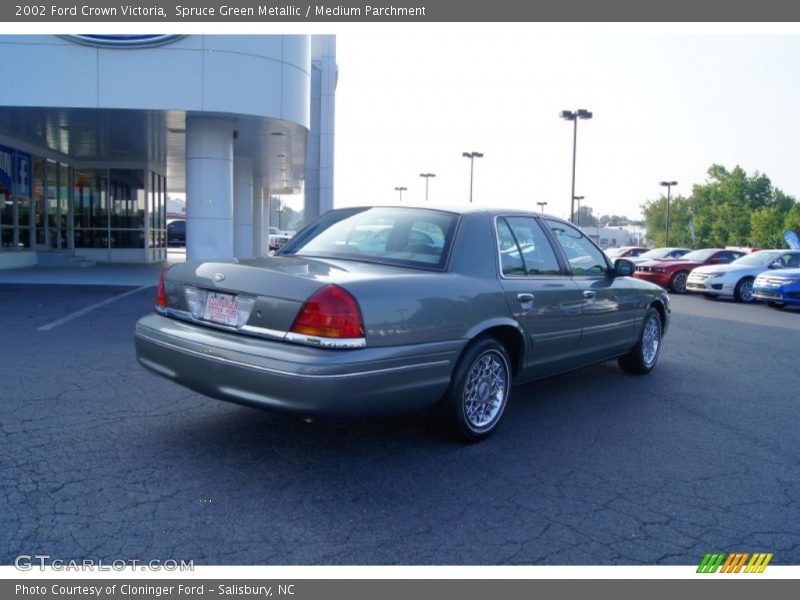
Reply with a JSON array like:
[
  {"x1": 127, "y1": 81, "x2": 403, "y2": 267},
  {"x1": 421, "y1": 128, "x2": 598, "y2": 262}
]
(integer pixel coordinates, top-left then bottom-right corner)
[
  {"x1": 731, "y1": 251, "x2": 780, "y2": 266},
  {"x1": 281, "y1": 207, "x2": 459, "y2": 270},
  {"x1": 605, "y1": 248, "x2": 624, "y2": 258},
  {"x1": 680, "y1": 249, "x2": 717, "y2": 262}
]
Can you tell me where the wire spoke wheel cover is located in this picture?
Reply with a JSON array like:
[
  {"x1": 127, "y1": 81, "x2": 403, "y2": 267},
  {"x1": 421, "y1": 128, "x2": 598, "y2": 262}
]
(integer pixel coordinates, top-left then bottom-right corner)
[
  {"x1": 462, "y1": 350, "x2": 509, "y2": 429},
  {"x1": 641, "y1": 314, "x2": 661, "y2": 367}
]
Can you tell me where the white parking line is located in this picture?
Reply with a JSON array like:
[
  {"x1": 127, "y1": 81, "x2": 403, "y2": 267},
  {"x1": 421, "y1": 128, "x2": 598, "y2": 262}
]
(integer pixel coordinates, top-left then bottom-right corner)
[{"x1": 38, "y1": 286, "x2": 152, "y2": 332}]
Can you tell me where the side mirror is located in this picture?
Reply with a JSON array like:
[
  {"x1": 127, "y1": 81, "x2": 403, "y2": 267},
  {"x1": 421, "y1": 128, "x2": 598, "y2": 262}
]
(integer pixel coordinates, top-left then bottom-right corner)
[{"x1": 614, "y1": 258, "x2": 635, "y2": 277}]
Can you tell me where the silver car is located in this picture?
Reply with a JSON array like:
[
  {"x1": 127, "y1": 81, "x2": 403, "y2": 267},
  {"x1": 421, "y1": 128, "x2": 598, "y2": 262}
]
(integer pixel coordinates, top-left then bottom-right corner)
[{"x1": 135, "y1": 206, "x2": 670, "y2": 441}]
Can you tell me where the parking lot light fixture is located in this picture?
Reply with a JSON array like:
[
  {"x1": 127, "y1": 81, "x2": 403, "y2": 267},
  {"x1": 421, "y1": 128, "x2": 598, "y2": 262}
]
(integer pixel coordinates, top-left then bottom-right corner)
[
  {"x1": 560, "y1": 109, "x2": 593, "y2": 223},
  {"x1": 536, "y1": 201, "x2": 548, "y2": 213},
  {"x1": 394, "y1": 186, "x2": 407, "y2": 202},
  {"x1": 462, "y1": 151, "x2": 483, "y2": 203},
  {"x1": 419, "y1": 173, "x2": 436, "y2": 201},
  {"x1": 659, "y1": 181, "x2": 678, "y2": 245}
]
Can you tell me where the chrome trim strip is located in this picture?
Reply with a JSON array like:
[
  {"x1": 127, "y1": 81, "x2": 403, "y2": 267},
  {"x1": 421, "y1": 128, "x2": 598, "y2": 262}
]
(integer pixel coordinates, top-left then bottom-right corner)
[
  {"x1": 284, "y1": 332, "x2": 366, "y2": 349},
  {"x1": 164, "y1": 308, "x2": 286, "y2": 341},
  {"x1": 165, "y1": 304, "x2": 363, "y2": 347},
  {"x1": 136, "y1": 332, "x2": 449, "y2": 380}
]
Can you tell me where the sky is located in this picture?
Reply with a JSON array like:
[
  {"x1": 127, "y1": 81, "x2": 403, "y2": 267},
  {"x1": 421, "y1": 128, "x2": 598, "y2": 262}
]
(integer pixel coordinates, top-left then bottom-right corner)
[{"x1": 331, "y1": 27, "x2": 800, "y2": 222}]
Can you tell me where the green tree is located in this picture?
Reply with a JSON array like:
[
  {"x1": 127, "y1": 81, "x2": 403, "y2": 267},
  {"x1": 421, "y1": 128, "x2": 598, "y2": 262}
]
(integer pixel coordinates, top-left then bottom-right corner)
[
  {"x1": 641, "y1": 164, "x2": 798, "y2": 248},
  {"x1": 575, "y1": 205, "x2": 598, "y2": 227}
]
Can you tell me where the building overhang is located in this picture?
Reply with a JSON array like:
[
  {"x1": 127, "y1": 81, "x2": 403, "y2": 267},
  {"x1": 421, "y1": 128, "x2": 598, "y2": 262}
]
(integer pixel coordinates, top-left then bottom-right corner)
[{"x1": 0, "y1": 106, "x2": 307, "y2": 194}]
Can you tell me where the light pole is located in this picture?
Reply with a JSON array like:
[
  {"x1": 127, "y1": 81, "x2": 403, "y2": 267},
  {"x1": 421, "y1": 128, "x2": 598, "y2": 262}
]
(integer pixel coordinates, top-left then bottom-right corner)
[
  {"x1": 462, "y1": 151, "x2": 483, "y2": 203},
  {"x1": 536, "y1": 201, "x2": 548, "y2": 213},
  {"x1": 659, "y1": 181, "x2": 677, "y2": 246},
  {"x1": 419, "y1": 173, "x2": 436, "y2": 201},
  {"x1": 573, "y1": 195, "x2": 585, "y2": 226},
  {"x1": 394, "y1": 186, "x2": 407, "y2": 202},
  {"x1": 276, "y1": 199, "x2": 283, "y2": 230},
  {"x1": 560, "y1": 109, "x2": 593, "y2": 223}
]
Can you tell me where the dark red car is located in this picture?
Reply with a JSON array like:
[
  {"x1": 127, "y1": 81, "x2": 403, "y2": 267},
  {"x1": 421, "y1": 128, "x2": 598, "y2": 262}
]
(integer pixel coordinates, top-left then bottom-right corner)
[{"x1": 633, "y1": 248, "x2": 745, "y2": 293}]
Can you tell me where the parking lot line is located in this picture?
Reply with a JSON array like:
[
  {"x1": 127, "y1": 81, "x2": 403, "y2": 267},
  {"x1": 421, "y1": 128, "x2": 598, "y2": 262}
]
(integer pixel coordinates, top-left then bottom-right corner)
[{"x1": 37, "y1": 285, "x2": 152, "y2": 332}]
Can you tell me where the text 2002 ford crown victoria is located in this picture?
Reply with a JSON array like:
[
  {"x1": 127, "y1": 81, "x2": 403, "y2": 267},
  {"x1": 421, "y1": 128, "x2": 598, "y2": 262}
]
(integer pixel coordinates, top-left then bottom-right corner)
[{"x1": 135, "y1": 206, "x2": 670, "y2": 441}]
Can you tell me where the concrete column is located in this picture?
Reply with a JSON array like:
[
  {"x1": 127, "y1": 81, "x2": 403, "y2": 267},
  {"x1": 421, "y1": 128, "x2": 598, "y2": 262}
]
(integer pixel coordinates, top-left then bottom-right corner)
[
  {"x1": 252, "y1": 180, "x2": 265, "y2": 257},
  {"x1": 185, "y1": 115, "x2": 234, "y2": 261},
  {"x1": 233, "y1": 157, "x2": 254, "y2": 259}
]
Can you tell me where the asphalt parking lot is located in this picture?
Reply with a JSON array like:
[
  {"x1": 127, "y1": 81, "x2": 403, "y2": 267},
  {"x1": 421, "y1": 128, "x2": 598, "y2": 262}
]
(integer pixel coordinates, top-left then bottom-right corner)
[{"x1": 1, "y1": 283, "x2": 799, "y2": 565}]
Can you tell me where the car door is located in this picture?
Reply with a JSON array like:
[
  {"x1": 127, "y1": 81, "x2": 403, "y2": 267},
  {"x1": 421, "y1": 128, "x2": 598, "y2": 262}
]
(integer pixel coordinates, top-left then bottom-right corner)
[
  {"x1": 494, "y1": 216, "x2": 584, "y2": 379},
  {"x1": 543, "y1": 218, "x2": 638, "y2": 362}
]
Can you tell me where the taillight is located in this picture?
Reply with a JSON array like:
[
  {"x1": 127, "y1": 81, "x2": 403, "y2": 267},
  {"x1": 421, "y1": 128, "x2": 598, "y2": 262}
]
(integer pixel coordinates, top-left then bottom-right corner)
[
  {"x1": 290, "y1": 285, "x2": 365, "y2": 340},
  {"x1": 155, "y1": 268, "x2": 170, "y2": 312}
]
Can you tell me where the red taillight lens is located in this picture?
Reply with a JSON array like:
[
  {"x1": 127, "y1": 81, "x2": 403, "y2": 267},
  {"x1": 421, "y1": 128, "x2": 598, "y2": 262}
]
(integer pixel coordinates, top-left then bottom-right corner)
[
  {"x1": 156, "y1": 268, "x2": 169, "y2": 309},
  {"x1": 290, "y1": 285, "x2": 365, "y2": 339}
]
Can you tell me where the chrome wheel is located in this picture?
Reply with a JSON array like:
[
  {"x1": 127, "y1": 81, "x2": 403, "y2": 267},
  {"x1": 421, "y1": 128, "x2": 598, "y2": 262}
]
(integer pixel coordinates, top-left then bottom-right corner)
[
  {"x1": 641, "y1": 315, "x2": 661, "y2": 367},
  {"x1": 463, "y1": 350, "x2": 509, "y2": 429},
  {"x1": 671, "y1": 271, "x2": 688, "y2": 293},
  {"x1": 734, "y1": 279, "x2": 753, "y2": 302}
]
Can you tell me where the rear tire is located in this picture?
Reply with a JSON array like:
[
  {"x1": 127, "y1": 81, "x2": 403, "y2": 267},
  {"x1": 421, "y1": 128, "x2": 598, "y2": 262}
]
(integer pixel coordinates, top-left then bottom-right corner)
[
  {"x1": 439, "y1": 337, "x2": 512, "y2": 443},
  {"x1": 734, "y1": 277, "x2": 755, "y2": 303},
  {"x1": 669, "y1": 271, "x2": 689, "y2": 293},
  {"x1": 619, "y1": 307, "x2": 662, "y2": 375}
]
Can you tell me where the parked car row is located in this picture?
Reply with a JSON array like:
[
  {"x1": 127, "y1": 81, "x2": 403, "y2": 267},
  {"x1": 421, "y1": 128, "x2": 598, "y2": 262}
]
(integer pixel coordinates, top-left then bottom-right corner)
[{"x1": 604, "y1": 244, "x2": 800, "y2": 308}]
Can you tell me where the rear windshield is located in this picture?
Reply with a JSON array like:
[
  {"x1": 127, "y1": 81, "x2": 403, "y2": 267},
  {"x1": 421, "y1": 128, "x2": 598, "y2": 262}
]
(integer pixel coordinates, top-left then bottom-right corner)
[{"x1": 280, "y1": 207, "x2": 459, "y2": 270}]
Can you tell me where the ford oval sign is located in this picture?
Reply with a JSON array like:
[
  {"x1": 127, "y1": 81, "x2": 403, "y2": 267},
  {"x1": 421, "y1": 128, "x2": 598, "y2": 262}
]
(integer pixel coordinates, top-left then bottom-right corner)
[{"x1": 62, "y1": 35, "x2": 183, "y2": 48}]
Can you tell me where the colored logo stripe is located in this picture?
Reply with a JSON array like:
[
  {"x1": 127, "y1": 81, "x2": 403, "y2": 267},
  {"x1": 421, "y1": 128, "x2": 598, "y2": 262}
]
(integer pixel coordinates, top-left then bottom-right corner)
[
  {"x1": 697, "y1": 553, "x2": 725, "y2": 573},
  {"x1": 745, "y1": 553, "x2": 773, "y2": 573},
  {"x1": 697, "y1": 552, "x2": 773, "y2": 573}
]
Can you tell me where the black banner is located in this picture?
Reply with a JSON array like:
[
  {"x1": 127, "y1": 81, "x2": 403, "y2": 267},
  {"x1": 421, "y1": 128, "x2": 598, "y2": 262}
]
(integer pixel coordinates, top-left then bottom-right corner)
[
  {"x1": 3, "y1": 0, "x2": 800, "y2": 22},
  {"x1": 4, "y1": 579, "x2": 799, "y2": 600}
]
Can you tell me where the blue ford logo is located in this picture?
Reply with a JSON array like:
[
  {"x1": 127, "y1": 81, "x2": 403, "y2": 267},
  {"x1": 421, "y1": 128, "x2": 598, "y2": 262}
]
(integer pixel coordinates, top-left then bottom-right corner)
[{"x1": 62, "y1": 35, "x2": 183, "y2": 48}]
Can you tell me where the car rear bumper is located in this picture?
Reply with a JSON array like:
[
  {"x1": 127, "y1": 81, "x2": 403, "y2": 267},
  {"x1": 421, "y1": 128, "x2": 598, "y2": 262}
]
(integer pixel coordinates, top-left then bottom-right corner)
[{"x1": 135, "y1": 313, "x2": 463, "y2": 417}]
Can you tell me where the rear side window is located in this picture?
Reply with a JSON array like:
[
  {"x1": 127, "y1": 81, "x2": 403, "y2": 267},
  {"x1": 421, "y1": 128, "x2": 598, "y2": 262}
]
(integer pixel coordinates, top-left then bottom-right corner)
[
  {"x1": 544, "y1": 219, "x2": 609, "y2": 276},
  {"x1": 496, "y1": 217, "x2": 562, "y2": 277},
  {"x1": 282, "y1": 207, "x2": 457, "y2": 270}
]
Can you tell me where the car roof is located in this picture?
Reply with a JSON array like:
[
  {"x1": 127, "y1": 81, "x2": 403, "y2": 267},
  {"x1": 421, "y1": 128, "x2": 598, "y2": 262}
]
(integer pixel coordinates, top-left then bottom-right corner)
[{"x1": 334, "y1": 204, "x2": 573, "y2": 223}]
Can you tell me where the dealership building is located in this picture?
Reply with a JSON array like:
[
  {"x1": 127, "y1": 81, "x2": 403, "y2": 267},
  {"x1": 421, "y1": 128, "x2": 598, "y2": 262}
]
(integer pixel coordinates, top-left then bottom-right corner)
[{"x1": 0, "y1": 34, "x2": 336, "y2": 268}]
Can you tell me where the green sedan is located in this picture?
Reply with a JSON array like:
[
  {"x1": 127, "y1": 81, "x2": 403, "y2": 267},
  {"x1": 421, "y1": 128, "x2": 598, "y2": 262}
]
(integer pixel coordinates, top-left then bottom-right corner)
[{"x1": 135, "y1": 206, "x2": 670, "y2": 441}]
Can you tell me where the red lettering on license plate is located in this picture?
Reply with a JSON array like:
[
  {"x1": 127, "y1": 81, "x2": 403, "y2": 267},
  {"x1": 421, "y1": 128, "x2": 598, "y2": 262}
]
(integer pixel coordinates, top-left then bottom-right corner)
[{"x1": 203, "y1": 293, "x2": 239, "y2": 326}]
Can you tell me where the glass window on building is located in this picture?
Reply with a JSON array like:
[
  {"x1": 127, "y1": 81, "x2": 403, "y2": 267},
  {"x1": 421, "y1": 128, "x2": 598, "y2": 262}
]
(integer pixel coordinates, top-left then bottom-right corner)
[
  {"x1": 110, "y1": 169, "x2": 146, "y2": 248},
  {"x1": 73, "y1": 169, "x2": 108, "y2": 249},
  {"x1": 32, "y1": 157, "x2": 46, "y2": 247},
  {"x1": 0, "y1": 145, "x2": 15, "y2": 249}
]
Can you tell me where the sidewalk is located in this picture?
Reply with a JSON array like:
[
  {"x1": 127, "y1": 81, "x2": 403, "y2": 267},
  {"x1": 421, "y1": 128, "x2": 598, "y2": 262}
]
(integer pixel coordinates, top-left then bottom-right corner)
[{"x1": 0, "y1": 250, "x2": 186, "y2": 287}]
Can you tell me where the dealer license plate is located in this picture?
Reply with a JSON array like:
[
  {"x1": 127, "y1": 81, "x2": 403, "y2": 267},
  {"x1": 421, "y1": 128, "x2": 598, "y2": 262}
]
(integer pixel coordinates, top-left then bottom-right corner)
[{"x1": 203, "y1": 292, "x2": 240, "y2": 327}]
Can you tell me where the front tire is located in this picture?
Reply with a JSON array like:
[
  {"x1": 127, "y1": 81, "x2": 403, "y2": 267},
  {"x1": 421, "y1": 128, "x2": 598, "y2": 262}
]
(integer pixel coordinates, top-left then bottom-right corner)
[
  {"x1": 440, "y1": 337, "x2": 512, "y2": 442},
  {"x1": 734, "y1": 277, "x2": 755, "y2": 303},
  {"x1": 619, "y1": 307, "x2": 662, "y2": 375},
  {"x1": 669, "y1": 271, "x2": 689, "y2": 293}
]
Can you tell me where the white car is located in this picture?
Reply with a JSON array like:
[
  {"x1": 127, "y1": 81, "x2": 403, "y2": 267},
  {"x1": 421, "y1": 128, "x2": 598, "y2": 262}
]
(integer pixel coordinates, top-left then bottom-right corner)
[
  {"x1": 686, "y1": 249, "x2": 800, "y2": 303},
  {"x1": 268, "y1": 227, "x2": 292, "y2": 252}
]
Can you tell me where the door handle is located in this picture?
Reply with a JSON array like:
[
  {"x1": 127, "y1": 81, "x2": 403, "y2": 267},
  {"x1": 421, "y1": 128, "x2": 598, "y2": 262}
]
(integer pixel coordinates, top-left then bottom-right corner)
[
  {"x1": 517, "y1": 293, "x2": 535, "y2": 304},
  {"x1": 583, "y1": 290, "x2": 596, "y2": 300}
]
